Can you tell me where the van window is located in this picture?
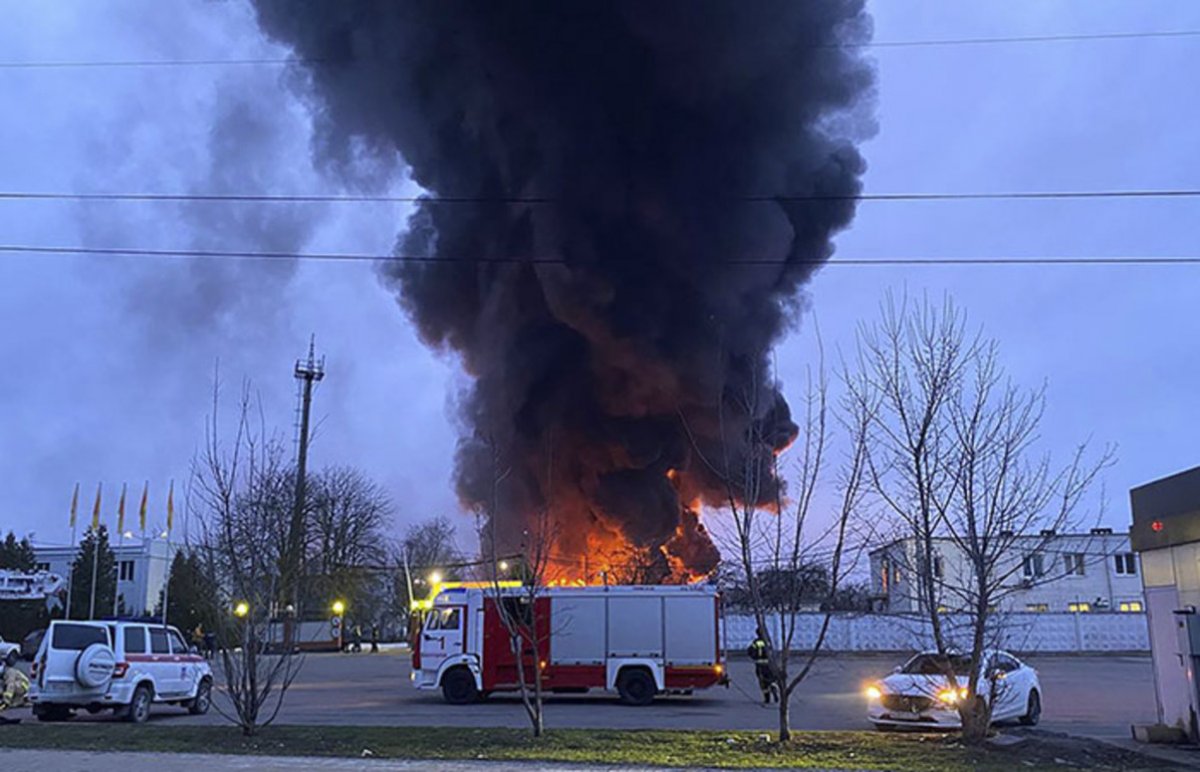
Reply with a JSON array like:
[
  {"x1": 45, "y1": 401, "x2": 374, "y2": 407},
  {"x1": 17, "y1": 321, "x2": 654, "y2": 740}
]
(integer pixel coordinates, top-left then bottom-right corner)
[
  {"x1": 124, "y1": 627, "x2": 147, "y2": 654},
  {"x1": 441, "y1": 608, "x2": 461, "y2": 630},
  {"x1": 149, "y1": 627, "x2": 170, "y2": 654},
  {"x1": 168, "y1": 630, "x2": 189, "y2": 654},
  {"x1": 51, "y1": 623, "x2": 108, "y2": 651}
]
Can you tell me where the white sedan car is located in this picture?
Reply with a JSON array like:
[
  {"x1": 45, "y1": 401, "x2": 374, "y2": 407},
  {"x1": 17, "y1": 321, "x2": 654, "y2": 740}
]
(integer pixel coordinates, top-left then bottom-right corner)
[
  {"x1": 0, "y1": 635, "x2": 20, "y2": 667},
  {"x1": 865, "y1": 650, "x2": 1041, "y2": 730}
]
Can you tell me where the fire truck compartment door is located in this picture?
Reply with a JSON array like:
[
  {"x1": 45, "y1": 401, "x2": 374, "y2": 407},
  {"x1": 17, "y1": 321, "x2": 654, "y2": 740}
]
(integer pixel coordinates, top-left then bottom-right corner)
[
  {"x1": 550, "y1": 596, "x2": 606, "y2": 664},
  {"x1": 607, "y1": 596, "x2": 663, "y2": 658},
  {"x1": 664, "y1": 596, "x2": 716, "y2": 665}
]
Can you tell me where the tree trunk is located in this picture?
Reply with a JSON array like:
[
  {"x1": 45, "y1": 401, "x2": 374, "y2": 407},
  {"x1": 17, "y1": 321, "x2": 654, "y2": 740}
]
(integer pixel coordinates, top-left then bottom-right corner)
[
  {"x1": 960, "y1": 603, "x2": 991, "y2": 744},
  {"x1": 778, "y1": 691, "x2": 791, "y2": 742},
  {"x1": 533, "y1": 660, "x2": 545, "y2": 738},
  {"x1": 960, "y1": 697, "x2": 990, "y2": 744}
]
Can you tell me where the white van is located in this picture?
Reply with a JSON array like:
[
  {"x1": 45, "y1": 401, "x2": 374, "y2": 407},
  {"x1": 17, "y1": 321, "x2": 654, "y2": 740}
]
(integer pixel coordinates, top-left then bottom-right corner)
[{"x1": 30, "y1": 619, "x2": 213, "y2": 723}]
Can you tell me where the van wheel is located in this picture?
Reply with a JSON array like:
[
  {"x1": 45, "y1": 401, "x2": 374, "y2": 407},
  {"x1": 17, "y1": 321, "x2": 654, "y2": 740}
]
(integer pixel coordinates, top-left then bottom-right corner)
[
  {"x1": 616, "y1": 668, "x2": 656, "y2": 706},
  {"x1": 126, "y1": 684, "x2": 153, "y2": 724},
  {"x1": 187, "y1": 679, "x2": 212, "y2": 715},
  {"x1": 441, "y1": 668, "x2": 479, "y2": 705}
]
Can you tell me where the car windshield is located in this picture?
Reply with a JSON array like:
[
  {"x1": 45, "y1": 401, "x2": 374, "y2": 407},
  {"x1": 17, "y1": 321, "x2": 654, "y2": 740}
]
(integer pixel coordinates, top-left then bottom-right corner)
[{"x1": 900, "y1": 653, "x2": 973, "y2": 676}]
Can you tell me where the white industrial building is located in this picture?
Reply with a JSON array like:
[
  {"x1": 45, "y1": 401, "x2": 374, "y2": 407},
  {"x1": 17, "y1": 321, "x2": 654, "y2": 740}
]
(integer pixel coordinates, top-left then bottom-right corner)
[
  {"x1": 868, "y1": 529, "x2": 1145, "y2": 615},
  {"x1": 33, "y1": 537, "x2": 176, "y2": 616}
]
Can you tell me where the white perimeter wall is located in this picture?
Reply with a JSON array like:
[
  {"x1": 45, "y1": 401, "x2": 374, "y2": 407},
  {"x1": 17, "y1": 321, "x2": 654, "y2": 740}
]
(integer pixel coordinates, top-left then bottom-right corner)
[{"x1": 723, "y1": 612, "x2": 1149, "y2": 654}]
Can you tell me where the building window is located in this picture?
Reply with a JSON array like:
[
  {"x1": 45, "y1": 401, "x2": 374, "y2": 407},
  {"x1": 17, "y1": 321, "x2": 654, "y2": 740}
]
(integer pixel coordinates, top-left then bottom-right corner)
[
  {"x1": 36, "y1": 562, "x2": 50, "y2": 572},
  {"x1": 1064, "y1": 553, "x2": 1086, "y2": 576},
  {"x1": 892, "y1": 565, "x2": 902, "y2": 585},
  {"x1": 1068, "y1": 602, "x2": 1091, "y2": 613},
  {"x1": 1025, "y1": 603, "x2": 1049, "y2": 612},
  {"x1": 1114, "y1": 553, "x2": 1138, "y2": 576},
  {"x1": 880, "y1": 558, "x2": 890, "y2": 592},
  {"x1": 118, "y1": 560, "x2": 135, "y2": 582},
  {"x1": 1119, "y1": 600, "x2": 1144, "y2": 613},
  {"x1": 932, "y1": 555, "x2": 945, "y2": 579},
  {"x1": 1023, "y1": 554, "x2": 1046, "y2": 578}
]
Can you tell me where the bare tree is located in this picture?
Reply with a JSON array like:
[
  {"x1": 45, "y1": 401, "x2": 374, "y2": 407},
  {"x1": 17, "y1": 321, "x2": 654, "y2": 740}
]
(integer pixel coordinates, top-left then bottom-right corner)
[
  {"x1": 475, "y1": 434, "x2": 554, "y2": 738},
  {"x1": 305, "y1": 466, "x2": 391, "y2": 625},
  {"x1": 849, "y1": 293, "x2": 976, "y2": 653},
  {"x1": 852, "y1": 295, "x2": 1113, "y2": 743},
  {"x1": 391, "y1": 515, "x2": 461, "y2": 633},
  {"x1": 698, "y1": 345, "x2": 874, "y2": 741},
  {"x1": 190, "y1": 378, "x2": 303, "y2": 736},
  {"x1": 937, "y1": 337, "x2": 1113, "y2": 741}
]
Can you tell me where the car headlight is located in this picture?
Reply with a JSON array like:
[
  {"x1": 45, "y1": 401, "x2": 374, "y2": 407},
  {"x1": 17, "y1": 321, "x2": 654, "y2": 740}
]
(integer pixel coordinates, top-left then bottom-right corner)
[
  {"x1": 864, "y1": 684, "x2": 882, "y2": 701},
  {"x1": 937, "y1": 687, "x2": 968, "y2": 705}
]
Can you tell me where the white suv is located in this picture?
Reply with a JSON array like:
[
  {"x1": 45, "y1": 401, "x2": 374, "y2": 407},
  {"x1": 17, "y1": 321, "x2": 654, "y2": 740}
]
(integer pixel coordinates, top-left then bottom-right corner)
[{"x1": 30, "y1": 619, "x2": 213, "y2": 723}]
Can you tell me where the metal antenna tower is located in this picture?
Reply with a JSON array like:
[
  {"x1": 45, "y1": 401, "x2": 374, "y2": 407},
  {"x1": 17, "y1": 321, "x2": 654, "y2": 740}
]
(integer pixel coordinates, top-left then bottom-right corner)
[{"x1": 282, "y1": 336, "x2": 324, "y2": 636}]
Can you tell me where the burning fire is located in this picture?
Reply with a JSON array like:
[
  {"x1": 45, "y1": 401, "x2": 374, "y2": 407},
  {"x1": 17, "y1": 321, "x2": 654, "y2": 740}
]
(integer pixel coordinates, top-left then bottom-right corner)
[{"x1": 532, "y1": 468, "x2": 720, "y2": 586}]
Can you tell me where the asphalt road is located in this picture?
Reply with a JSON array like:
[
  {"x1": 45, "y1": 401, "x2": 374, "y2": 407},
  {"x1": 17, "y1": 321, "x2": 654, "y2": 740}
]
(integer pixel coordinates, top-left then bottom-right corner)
[{"x1": 7, "y1": 652, "x2": 1156, "y2": 739}]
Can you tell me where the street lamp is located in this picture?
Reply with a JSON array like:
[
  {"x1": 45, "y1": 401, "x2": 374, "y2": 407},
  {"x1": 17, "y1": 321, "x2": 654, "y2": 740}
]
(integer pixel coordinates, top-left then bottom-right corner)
[
  {"x1": 499, "y1": 561, "x2": 509, "y2": 572},
  {"x1": 331, "y1": 600, "x2": 346, "y2": 652},
  {"x1": 233, "y1": 601, "x2": 249, "y2": 618},
  {"x1": 428, "y1": 571, "x2": 443, "y2": 586}
]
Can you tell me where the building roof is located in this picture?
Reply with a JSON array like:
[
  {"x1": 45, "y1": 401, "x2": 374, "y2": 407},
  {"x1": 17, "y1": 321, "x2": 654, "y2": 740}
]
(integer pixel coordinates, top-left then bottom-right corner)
[{"x1": 868, "y1": 529, "x2": 1129, "y2": 556}]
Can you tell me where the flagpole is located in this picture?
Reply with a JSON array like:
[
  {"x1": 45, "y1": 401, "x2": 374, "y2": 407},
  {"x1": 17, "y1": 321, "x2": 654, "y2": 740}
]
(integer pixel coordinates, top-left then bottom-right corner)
[
  {"x1": 88, "y1": 483, "x2": 102, "y2": 620},
  {"x1": 114, "y1": 526, "x2": 124, "y2": 616},
  {"x1": 162, "y1": 480, "x2": 174, "y2": 628},
  {"x1": 64, "y1": 483, "x2": 79, "y2": 621},
  {"x1": 114, "y1": 483, "x2": 126, "y2": 617},
  {"x1": 138, "y1": 481, "x2": 148, "y2": 617}
]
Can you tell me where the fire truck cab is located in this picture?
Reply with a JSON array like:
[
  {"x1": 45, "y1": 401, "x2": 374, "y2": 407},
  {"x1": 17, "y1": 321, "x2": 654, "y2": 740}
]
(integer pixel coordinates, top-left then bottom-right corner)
[{"x1": 411, "y1": 583, "x2": 725, "y2": 705}]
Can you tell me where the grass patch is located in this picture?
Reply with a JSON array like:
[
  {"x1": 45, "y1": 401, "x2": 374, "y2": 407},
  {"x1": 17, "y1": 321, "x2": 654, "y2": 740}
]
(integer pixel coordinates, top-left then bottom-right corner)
[{"x1": 0, "y1": 725, "x2": 1167, "y2": 771}]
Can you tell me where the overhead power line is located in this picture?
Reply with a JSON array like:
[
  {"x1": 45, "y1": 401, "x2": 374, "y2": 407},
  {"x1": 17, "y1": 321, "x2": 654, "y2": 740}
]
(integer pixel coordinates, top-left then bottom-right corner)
[
  {"x1": 1, "y1": 189, "x2": 1199, "y2": 205},
  {"x1": 3, "y1": 244, "x2": 1199, "y2": 268},
  {"x1": 1, "y1": 29, "x2": 1198, "y2": 70},
  {"x1": 862, "y1": 28, "x2": 1200, "y2": 49}
]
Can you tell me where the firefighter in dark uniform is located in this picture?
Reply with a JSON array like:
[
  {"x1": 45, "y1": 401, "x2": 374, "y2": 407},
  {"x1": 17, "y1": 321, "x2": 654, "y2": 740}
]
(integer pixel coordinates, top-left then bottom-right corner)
[{"x1": 747, "y1": 628, "x2": 777, "y2": 704}]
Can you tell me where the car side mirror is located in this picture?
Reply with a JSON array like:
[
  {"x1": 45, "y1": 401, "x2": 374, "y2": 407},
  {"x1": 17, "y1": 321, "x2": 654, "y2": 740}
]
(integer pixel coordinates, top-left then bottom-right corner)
[
  {"x1": 189, "y1": 645, "x2": 200, "y2": 655},
  {"x1": 892, "y1": 666, "x2": 902, "y2": 674}
]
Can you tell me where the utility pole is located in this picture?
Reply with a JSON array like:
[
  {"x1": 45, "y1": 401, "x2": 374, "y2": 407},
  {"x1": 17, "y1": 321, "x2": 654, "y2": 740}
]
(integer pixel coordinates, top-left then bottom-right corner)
[{"x1": 283, "y1": 337, "x2": 324, "y2": 645}]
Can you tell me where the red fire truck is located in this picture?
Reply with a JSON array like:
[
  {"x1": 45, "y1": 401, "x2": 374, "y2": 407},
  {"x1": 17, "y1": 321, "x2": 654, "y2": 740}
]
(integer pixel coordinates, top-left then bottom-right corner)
[{"x1": 411, "y1": 583, "x2": 726, "y2": 705}]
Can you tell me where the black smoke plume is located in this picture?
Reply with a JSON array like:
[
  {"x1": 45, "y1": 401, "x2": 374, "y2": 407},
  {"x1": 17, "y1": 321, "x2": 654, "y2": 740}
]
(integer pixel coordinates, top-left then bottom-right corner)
[{"x1": 252, "y1": 0, "x2": 875, "y2": 578}]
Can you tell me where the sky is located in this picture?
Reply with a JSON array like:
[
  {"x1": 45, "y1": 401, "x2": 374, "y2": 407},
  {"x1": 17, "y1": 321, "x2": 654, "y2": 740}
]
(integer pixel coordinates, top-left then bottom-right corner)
[{"x1": 1, "y1": 0, "x2": 1198, "y2": 550}]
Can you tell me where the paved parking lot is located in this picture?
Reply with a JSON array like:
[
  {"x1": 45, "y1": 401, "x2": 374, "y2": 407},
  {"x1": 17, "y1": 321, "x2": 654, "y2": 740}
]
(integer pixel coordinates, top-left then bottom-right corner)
[{"x1": 8, "y1": 652, "x2": 1156, "y2": 739}]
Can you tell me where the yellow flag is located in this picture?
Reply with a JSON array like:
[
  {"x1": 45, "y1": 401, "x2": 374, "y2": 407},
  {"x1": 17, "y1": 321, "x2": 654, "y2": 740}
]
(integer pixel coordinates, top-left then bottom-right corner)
[
  {"x1": 138, "y1": 482, "x2": 148, "y2": 533},
  {"x1": 69, "y1": 483, "x2": 79, "y2": 529},
  {"x1": 166, "y1": 480, "x2": 175, "y2": 534},
  {"x1": 91, "y1": 483, "x2": 102, "y2": 531},
  {"x1": 117, "y1": 484, "x2": 127, "y2": 535}
]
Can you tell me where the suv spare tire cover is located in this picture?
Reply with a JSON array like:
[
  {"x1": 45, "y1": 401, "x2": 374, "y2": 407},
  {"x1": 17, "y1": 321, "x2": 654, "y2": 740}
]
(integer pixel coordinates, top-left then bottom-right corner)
[{"x1": 75, "y1": 643, "x2": 116, "y2": 689}]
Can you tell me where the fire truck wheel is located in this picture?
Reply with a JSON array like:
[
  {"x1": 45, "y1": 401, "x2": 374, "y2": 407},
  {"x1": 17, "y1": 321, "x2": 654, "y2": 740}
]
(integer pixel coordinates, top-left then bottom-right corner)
[
  {"x1": 441, "y1": 667, "x2": 480, "y2": 705},
  {"x1": 616, "y1": 668, "x2": 657, "y2": 706}
]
